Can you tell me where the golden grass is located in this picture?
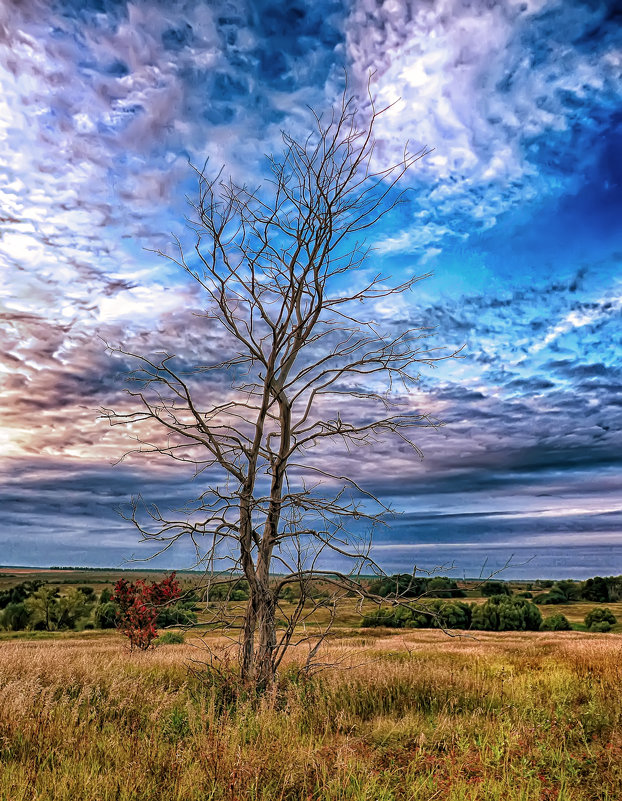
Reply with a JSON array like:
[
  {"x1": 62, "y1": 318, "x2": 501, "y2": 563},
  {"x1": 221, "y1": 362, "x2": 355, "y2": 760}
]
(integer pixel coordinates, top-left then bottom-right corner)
[{"x1": 1, "y1": 630, "x2": 622, "y2": 800}]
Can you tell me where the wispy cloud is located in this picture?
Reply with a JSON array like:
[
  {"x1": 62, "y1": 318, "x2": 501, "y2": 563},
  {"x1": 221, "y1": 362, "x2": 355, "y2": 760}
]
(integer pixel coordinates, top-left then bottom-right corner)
[{"x1": 347, "y1": 0, "x2": 621, "y2": 245}]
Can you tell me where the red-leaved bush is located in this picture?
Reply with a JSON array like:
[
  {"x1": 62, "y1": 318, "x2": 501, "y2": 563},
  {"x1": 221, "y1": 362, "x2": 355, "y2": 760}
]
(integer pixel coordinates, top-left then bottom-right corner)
[{"x1": 111, "y1": 572, "x2": 181, "y2": 650}]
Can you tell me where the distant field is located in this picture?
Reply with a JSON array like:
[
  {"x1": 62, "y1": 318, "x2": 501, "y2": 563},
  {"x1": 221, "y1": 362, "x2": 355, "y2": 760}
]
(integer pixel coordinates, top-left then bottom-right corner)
[
  {"x1": 1, "y1": 628, "x2": 622, "y2": 800},
  {"x1": 0, "y1": 567, "x2": 199, "y2": 593},
  {"x1": 0, "y1": 567, "x2": 190, "y2": 585}
]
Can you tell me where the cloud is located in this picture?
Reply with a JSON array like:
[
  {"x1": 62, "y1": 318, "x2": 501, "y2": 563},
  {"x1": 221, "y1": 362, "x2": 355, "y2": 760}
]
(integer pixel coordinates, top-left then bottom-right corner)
[
  {"x1": 345, "y1": 0, "x2": 622, "y2": 250},
  {"x1": 0, "y1": 1, "x2": 620, "y2": 573},
  {"x1": 532, "y1": 292, "x2": 622, "y2": 352}
]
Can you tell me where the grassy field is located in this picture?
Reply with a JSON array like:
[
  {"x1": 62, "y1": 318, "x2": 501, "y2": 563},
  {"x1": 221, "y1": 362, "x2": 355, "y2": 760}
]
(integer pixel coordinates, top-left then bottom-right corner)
[{"x1": 1, "y1": 628, "x2": 621, "y2": 800}]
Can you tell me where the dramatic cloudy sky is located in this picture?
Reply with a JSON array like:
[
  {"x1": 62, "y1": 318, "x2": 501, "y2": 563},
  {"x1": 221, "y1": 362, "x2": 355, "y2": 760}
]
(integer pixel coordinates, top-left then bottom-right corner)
[{"x1": 1, "y1": 0, "x2": 620, "y2": 577}]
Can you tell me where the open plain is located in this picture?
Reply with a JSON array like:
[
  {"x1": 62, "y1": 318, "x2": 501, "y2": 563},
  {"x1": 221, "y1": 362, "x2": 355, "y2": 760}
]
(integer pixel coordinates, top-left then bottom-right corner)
[{"x1": 1, "y1": 628, "x2": 621, "y2": 800}]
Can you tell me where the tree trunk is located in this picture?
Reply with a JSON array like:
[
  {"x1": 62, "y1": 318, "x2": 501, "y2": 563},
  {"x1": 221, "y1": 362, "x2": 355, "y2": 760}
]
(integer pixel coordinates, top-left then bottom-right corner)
[
  {"x1": 241, "y1": 555, "x2": 277, "y2": 688},
  {"x1": 255, "y1": 584, "x2": 277, "y2": 688}
]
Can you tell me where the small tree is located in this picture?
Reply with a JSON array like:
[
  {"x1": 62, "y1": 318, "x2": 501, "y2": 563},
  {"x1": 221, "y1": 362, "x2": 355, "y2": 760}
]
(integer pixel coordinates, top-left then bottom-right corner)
[
  {"x1": 104, "y1": 87, "x2": 459, "y2": 687},
  {"x1": 112, "y1": 573, "x2": 181, "y2": 649},
  {"x1": 25, "y1": 585, "x2": 59, "y2": 631},
  {"x1": 54, "y1": 588, "x2": 92, "y2": 630}
]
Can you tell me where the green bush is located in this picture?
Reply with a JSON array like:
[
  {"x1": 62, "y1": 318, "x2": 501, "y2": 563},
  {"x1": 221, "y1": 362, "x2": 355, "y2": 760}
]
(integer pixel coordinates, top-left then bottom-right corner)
[
  {"x1": 99, "y1": 588, "x2": 113, "y2": 604},
  {"x1": 540, "y1": 613, "x2": 571, "y2": 631},
  {"x1": 361, "y1": 608, "x2": 397, "y2": 627},
  {"x1": 538, "y1": 590, "x2": 568, "y2": 605},
  {"x1": 207, "y1": 581, "x2": 249, "y2": 601},
  {"x1": 95, "y1": 601, "x2": 118, "y2": 629},
  {"x1": 0, "y1": 602, "x2": 31, "y2": 631},
  {"x1": 480, "y1": 581, "x2": 511, "y2": 597},
  {"x1": 426, "y1": 577, "x2": 466, "y2": 598},
  {"x1": 0, "y1": 580, "x2": 44, "y2": 610},
  {"x1": 156, "y1": 604, "x2": 197, "y2": 627},
  {"x1": 471, "y1": 595, "x2": 542, "y2": 632},
  {"x1": 537, "y1": 580, "x2": 580, "y2": 605},
  {"x1": 361, "y1": 600, "x2": 472, "y2": 630},
  {"x1": 368, "y1": 574, "x2": 428, "y2": 598},
  {"x1": 55, "y1": 588, "x2": 90, "y2": 630},
  {"x1": 157, "y1": 631, "x2": 185, "y2": 645},
  {"x1": 585, "y1": 607, "x2": 617, "y2": 632},
  {"x1": 590, "y1": 621, "x2": 612, "y2": 633},
  {"x1": 422, "y1": 600, "x2": 471, "y2": 628}
]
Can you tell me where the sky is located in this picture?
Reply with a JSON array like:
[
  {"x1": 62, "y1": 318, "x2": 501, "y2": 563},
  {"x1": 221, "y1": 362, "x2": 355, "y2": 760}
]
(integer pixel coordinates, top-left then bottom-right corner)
[{"x1": 0, "y1": 0, "x2": 621, "y2": 578}]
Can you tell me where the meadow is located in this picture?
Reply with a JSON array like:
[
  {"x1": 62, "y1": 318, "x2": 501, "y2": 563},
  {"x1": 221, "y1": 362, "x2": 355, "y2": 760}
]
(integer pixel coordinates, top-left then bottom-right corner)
[{"x1": 1, "y1": 627, "x2": 621, "y2": 801}]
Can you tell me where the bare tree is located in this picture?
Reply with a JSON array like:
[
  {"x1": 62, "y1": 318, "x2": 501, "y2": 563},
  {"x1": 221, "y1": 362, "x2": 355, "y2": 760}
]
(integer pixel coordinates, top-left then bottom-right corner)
[{"x1": 103, "y1": 89, "x2": 458, "y2": 688}]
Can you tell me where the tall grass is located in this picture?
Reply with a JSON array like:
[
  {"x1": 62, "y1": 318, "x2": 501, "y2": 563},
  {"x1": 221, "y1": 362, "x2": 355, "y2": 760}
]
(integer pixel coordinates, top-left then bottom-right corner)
[{"x1": 1, "y1": 631, "x2": 621, "y2": 800}]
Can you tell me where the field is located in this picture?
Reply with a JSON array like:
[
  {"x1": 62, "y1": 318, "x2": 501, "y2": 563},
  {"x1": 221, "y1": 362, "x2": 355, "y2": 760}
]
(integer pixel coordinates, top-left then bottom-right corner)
[{"x1": 1, "y1": 628, "x2": 622, "y2": 800}]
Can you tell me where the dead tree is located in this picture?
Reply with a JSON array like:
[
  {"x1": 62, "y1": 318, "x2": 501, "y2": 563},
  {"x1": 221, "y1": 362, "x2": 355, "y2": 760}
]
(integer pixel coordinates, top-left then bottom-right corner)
[{"x1": 103, "y1": 89, "x2": 458, "y2": 688}]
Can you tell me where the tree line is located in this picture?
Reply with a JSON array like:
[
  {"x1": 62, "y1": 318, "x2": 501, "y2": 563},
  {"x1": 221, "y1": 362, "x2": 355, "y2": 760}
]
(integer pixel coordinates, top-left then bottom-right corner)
[
  {"x1": 0, "y1": 578, "x2": 198, "y2": 634},
  {"x1": 369, "y1": 574, "x2": 622, "y2": 604}
]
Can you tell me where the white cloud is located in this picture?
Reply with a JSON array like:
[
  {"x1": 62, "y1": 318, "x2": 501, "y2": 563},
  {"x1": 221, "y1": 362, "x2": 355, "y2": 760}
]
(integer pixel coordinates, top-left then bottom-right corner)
[
  {"x1": 345, "y1": 0, "x2": 621, "y2": 249},
  {"x1": 532, "y1": 293, "x2": 622, "y2": 353}
]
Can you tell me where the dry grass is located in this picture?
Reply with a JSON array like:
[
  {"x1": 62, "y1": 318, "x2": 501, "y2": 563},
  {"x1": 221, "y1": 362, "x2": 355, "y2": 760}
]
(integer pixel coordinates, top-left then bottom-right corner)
[{"x1": 1, "y1": 630, "x2": 622, "y2": 800}]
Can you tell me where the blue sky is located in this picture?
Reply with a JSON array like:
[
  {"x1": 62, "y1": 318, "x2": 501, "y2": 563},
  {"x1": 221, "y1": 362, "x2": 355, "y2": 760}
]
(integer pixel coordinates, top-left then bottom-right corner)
[{"x1": 0, "y1": 0, "x2": 620, "y2": 577}]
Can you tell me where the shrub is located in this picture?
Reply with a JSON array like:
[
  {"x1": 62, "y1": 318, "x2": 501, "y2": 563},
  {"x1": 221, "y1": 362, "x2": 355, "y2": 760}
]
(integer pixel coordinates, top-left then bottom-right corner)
[
  {"x1": 156, "y1": 604, "x2": 197, "y2": 627},
  {"x1": 429, "y1": 600, "x2": 471, "y2": 628},
  {"x1": 0, "y1": 602, "x2": 31, "y2": 631},
  {"x1": 368, "y1": 574, "x2": 428, "y2": 598},
  {"x1": 362, "y1": 600, "x2": 472, "y2": 630},
  {"x1": 537, "y1": 580, "x2": 580, "y2": 605},
  {"x1": 0, "y1": 580, "x2": 44, "y2": 610},
  {"x1": 157, "y1": 631, "x2": 185, "y2": 645},
  {"x1": 207, "y1": 580, "x2": 249, "y2": 601},
  {"x1": 99, "y1": 588, "x2": 113, "y2": 604},
  {"x1": 585, "y1": 607, "x2": 617, "y2": 632},
  {"x1": 25, "y1": 586, "x2": 61, "y2": 631},
  {"x1": 95, "y1": 601, "x2": 118, "y2": 629},
  {"x1": 538, "y1": 590, "x2": 568, "y2": 605},
  {"x1": 555, "y1": 580, "x2": 581, "y2": 601},
  {"x1": 361, "y1": 608, "x2": 399, "y2": 627},
  {"x1": 471, "y1": 595, "x2": 542, "y2": 632},
  {"x1": 112, "y1": 573, "x2": 182, "y2": 650},
  {"x1": 590, "y1": 621, "x2": 612, "y2": 633},
  {"x1": 541, "y1": 613, "x2": 571, "y2": 631},
  {"x1": 480, "y1": 581, "x2": 511, "y2": 597},
  {"x1": 426, "y1": 577, "x2": 466, "y2": 598},
  {"x1": 55, "y1": 588, "x2": 90, "y2": 630}
]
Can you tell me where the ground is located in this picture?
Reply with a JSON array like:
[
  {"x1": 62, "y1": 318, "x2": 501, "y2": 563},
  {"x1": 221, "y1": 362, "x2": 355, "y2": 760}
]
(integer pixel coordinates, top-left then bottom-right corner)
[{"x1": 0, "y1": 626, "x2": 621, "y2": 800}]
